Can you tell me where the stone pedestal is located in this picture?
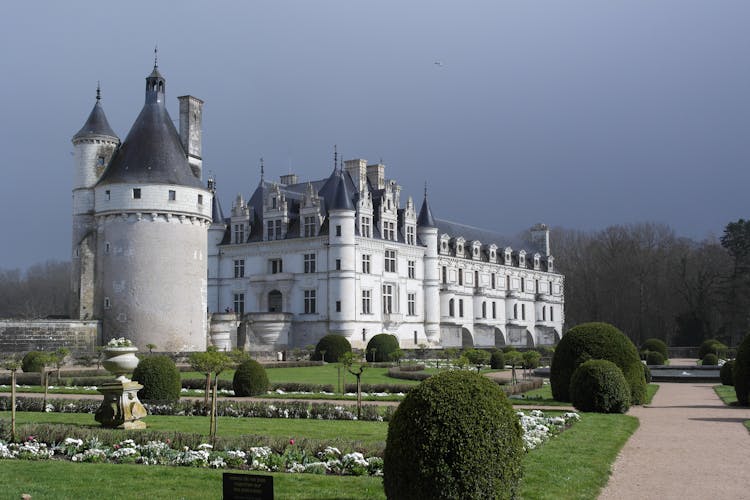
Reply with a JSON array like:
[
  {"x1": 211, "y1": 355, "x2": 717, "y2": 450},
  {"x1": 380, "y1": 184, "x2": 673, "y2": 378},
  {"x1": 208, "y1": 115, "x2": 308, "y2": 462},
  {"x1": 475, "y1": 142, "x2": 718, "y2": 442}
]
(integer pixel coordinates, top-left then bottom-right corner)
[{"x1": 95, "y1": 379, "x2": 148, "y2": 429}]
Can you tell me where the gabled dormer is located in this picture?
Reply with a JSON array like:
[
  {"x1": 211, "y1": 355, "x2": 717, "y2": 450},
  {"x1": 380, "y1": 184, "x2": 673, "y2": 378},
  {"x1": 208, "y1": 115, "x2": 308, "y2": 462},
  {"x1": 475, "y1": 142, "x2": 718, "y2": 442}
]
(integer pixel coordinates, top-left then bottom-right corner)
[
  {"x1": 518, "y1": 250, "x2": 527, "y2": 268},
  {"x1": 300, "y1": 182, "x2": 322, "y2": 238},
  {"x1": 403, "y1": 196, "x2": 417, "y2": 245},
  {"x1": 471, "y1": 240, "x2": 482, "y2": 260},
  {"x1": 533, "y1": 252, "x2": 541, "y2": 270},
  {"x1": 264, "y1": 183, "x2": 288, "y2": 241},
  {"x1": 548, "y1": 255, "x2": 554, "y2": 273},
  {"x1": 488, "y1": 244, "x2": 498, "y2": 263},
  {"x1": 504, "y1": 247, "x2": 512, "y2": 266},
  {"x1": 230, "y1": 194, "x2": 250, "y2": 244},
  {"x1": 455, "y1": 237, "x2": 466, "y2": 258},
  {"x1": 440, "y1": 234, "x2": 451, "y2": 255}
]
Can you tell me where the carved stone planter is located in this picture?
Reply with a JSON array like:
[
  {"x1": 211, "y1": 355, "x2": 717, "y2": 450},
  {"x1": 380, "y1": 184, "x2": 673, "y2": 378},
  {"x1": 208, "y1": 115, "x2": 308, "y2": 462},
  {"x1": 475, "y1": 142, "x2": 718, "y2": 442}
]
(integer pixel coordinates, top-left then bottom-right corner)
[{"x1": 95, "y1": 346, "x2": 147, "y2": 429}]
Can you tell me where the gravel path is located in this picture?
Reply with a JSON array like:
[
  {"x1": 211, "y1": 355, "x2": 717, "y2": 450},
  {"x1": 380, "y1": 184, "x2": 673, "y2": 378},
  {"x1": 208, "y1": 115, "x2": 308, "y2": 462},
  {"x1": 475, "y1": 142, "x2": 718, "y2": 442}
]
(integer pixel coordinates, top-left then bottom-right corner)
[{"x1": 599, "y1": 382, "x2": 750, "y2": 499}]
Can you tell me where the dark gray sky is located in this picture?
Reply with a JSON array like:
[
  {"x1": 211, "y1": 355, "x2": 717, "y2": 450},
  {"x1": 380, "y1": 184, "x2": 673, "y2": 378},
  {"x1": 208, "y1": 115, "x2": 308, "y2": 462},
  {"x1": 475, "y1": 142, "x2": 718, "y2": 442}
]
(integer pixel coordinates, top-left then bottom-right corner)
[{"x1": 2, "y1": 1, "x2": 749, "y2": 269}]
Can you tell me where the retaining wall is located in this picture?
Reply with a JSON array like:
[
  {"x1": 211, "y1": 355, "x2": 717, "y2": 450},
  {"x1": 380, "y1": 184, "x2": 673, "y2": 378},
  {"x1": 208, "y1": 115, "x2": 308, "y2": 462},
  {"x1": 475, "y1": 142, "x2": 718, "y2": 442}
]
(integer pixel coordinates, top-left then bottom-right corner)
[{"x1": 0, "y1": 320, "x2": 101, "y2": 354}]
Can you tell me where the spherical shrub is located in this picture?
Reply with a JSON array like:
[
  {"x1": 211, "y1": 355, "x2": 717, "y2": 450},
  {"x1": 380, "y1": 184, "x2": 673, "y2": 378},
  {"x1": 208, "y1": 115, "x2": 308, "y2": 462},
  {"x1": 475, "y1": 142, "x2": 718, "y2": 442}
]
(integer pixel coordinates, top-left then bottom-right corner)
[
  {"x1": 384, "y1": 370, "x2": 523, "y2": 499},
  {"x1": 232, "y1": 359, "x2": 269, "y2": 396},
  {"x1": 366, "y1": 334, "x2": 400, "y2": 362},
  {"x1": 720, "y1": 360, "x2": 735, "y2": 386},
  {"x1": 640, "y1": 338, "x2": 668, "y2": 360},
  {"x1": 701, "y1": 353, "x2": 719, "y2": 366},
  {"x1": 569, "y1": 359, "x2": 631, "y2": 413},
  {"x1": 132, "y1": 355, "x2": 181, "y2": 402},
  {"x1": 643, "y1": 363, "x2": 652, "y2": 384},
  {"x1": 645, "y1": 351, "x2": 665, "y2": 366},
  {"x1": 734, "y1": 335, "x2": 750, "y2": 405},
  {"x1": 490, "y1": 350, "x2": 506, "y2": 369},
  {"x1": 698, "y1": 339, "x2": 727, "y2": 360},
  {"x1": 312, "y1": 334, "x2": 351, "y2": 363},
  {"x1": 21, "y1": 351, "x2": 47, "y2": 373},
  {"x1": 550, "y1": 322, "x2": 646, "y2": 404}
]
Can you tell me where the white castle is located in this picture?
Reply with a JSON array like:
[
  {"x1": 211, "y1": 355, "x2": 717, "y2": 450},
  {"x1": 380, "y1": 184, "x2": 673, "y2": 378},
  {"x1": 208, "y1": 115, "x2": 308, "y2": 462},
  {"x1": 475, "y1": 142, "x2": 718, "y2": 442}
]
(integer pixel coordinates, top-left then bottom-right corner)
[{"x1": 71, "y1": 62, "x2": 564, "y2": 353}]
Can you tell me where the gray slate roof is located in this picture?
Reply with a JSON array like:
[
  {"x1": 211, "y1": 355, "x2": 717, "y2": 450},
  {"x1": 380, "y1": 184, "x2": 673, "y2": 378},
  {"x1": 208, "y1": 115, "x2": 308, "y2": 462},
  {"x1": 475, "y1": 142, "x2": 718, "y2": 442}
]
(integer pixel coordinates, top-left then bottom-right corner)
[{"x1": 73, "y1": 100, "x2": 118, "y2": 141}]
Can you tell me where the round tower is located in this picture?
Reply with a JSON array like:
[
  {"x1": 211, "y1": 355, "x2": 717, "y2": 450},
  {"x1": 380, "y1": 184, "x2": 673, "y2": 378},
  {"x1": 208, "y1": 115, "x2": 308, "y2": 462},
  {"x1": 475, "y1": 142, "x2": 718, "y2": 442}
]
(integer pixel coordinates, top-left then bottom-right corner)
[
  {"x1": 71, "y1": 85, "x2": 120, "y2": 319},
  {"x1": 326, "y1": 169, "x2": 357, "y2": 339},
  {"x1": 417, "y1": 188, "x2": 440, "y2": 344},
  {"x1": 93, "y1": 62, "x2": 212, "y2": 351}
]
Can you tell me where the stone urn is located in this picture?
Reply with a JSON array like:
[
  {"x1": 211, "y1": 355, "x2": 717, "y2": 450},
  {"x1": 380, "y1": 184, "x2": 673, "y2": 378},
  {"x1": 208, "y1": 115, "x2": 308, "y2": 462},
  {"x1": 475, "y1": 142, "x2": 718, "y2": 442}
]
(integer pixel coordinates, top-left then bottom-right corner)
[{"x1": 102, "y1": 346, "x2": 140, "y2": 381}]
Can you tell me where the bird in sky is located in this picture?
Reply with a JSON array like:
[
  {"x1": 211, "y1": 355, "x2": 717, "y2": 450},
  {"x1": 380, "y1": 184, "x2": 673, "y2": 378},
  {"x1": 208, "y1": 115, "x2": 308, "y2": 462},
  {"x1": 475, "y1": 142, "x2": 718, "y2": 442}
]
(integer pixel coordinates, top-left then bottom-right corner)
[{"x1": 434, "y1": 61, "x2": 444, "y2": 67}]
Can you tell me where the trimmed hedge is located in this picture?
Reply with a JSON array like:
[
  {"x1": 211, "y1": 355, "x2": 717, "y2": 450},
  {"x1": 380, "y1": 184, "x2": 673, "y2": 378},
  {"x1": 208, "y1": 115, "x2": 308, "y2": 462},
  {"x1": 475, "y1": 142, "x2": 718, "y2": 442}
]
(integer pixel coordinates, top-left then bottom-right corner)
[
  {"x1": 701, "y1": 353, "x2": 719, "y2": 366},
  {"x1": 21, "y1": 351, "x2": 47, "y2": 373},
  {"x1": 735, "y1": 335, "x2": 750, "y2": 405},
  {"x1": 366, "y1": 334, "x2": 400, "y2": 362},
  {"x1": 132, "y1": 355, "x2": 181, "y2": 402},
  {"x1": 384, "y1": 371, "x2": 523, "y2": 499},
  {"x1": 233, "y1": 360, "x2": 269, "y2": 397},
  {"x1": 720, "y1": 360, "x2": 735, "y2": 386},
  {"x1": 490, "y1": 350, "x2": 506, "y2": 369},
  {"x1": 569, "y1": 359, "x2": 631, "y2": 413},
  {"x1": 645, "y1": 351, "x2": 665, "y2": 366},
  {"x1": 312, "y1": 335, "x2": 352, "y2": 363},
  {"x1": 387, "y1": 367, "x2": 432, "y2": 381},
  {"x1": 643, "y1": 363, "x2": 652, "y2": 384},
  {"x1": 640, "y1": 338, "x2": 668, "y2": 359},
  {"x1": 698, "y1": 339, "x2": 728, "y2": 360},
  {"x1": 550, "y1": 322, "x2": 647, "y2": 405}
]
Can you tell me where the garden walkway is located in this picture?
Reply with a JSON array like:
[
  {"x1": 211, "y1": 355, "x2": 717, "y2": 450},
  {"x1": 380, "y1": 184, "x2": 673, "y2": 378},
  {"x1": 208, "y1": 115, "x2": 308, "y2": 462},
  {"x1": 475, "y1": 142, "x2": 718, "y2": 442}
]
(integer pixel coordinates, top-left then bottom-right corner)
[{"x1": 599, "y1": 381, "x2": 750, "y2": 499}]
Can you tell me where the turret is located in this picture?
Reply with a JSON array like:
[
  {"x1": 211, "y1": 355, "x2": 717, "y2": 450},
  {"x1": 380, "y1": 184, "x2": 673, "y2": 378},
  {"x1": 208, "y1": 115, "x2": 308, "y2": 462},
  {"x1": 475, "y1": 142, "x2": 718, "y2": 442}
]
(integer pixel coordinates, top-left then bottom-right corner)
[
  {"x1": 417, "y1": 186, "x2": 440, "y2": 344},
  {"x1": 326, "y1": 168, "x2": 356, "y2": 339},
  {"x1": 207, "y1": 177, "x2": 227, "y2": 312},
  {"x1": 71, "y1": 84, "x2": 120, "y2": 319}
]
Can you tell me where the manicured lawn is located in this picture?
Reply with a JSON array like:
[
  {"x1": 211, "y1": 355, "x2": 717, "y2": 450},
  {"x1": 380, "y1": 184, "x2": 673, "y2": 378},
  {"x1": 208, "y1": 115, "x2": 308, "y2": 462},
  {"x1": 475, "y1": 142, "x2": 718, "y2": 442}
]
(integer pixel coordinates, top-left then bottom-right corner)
[
  {"x1": 515, "y1": 383, "x2": 660, "y2": 407},
  {"x1": 713, "y1": 385, "x2": 750, "y2": 432},
  {"x1": 1, "y1": 411, "x2": 388, "y2": 446}
]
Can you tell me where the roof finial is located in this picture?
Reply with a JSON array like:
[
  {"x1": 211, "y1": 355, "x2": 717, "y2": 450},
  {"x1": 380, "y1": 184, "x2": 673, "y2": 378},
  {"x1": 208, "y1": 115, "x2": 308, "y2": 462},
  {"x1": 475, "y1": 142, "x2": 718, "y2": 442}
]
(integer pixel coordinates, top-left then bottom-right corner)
[
  {"x1": 424, "y1": 181, "x2": 428, "y2": 199},
  {"x1": 333, "y1": 145, "x2": 338, "y2": 172},
  {"x1": 96, "y1": 81, "x2": 101, "y2": 102},
  {"x1": 260, "y1": 157, "x2": 265, "y2": 182},
  {"x1": 154, "y1": 44, "x2": 159, "y2": 69}
]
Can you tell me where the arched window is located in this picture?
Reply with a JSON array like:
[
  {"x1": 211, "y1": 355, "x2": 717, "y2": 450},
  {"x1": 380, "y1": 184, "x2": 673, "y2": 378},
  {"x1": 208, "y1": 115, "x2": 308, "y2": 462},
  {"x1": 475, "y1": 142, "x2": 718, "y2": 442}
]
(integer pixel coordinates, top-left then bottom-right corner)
[{"x1": 449, "y1": 298, "x2": 455, "y2": 317}]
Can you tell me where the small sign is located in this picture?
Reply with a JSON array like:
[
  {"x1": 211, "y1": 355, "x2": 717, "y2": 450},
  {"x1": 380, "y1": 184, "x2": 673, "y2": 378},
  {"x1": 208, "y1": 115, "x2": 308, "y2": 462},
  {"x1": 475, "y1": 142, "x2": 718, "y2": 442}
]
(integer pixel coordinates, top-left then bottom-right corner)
[{"x1": 223, "y1": 472, "x2": 274, "y2": 500}]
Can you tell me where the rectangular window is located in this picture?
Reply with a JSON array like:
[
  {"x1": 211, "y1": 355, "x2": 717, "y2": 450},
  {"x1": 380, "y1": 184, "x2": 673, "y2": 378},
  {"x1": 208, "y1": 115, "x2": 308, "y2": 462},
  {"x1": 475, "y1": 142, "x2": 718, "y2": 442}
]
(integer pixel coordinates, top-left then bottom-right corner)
[
  {"x1": 535, "y1": 279, "x2": 540, "y2": 293},
  {"x1": 361, "y1": 217, "x2": 371, "y2": 238},
  {"x1": 458, "y1": 269, "x2": 463, "y2": 286},
  {"x1": 97, "y1": 156, "x2": 105, "y2": 167},
  {"x1": 475, "y1": 271, "x2": 479, "y2": 288},
  {"x1": 104, "y1": 297, "x2": 111, "y2": 309},
  {"x1": 269, "y1": 258, "x2": 283, "y2": 274},
  {"x1": 303, "y1": 216, "x2": 317, "y2": 237},
  {"x1": 267, "y1": 219, "x2": 283, "y2": 240},
  {"x1": 168, "y1": 189, "x2": 176, "y2": 201},
  {"x1": 198, "y1": 194, "x2": 203, "y2": 205},
  {"x1": 336, "y1": 259, "x2": 341, "y2": 271},
  {"x1": 233, "y1": 293, "x2": 245, "y2": 315},
  {"x1": 104, "y1": 242, "x2": 110, "y2": 254},
  {"x1": 521, "y1": 277, "x2": 525, "y2": 292},
  {"x1": 336, "y1": 300, "x2": 341, "y2": 312},
  {"x1": 542, "y1": 306, "x2": 546, "y2": 321},
  {"x1": 384, "y1": 250, "x2": 396, "y2": 273},
  {"x1": 132, "y1": 188, "x2": 141, "y2": 199},
  {"x1": 233, "y1": 259, "x2": 245, "y2": 278},
  {"x1": 408, "y1": 260, "x2": 415, "y2": 279},
  {"x1": 408, "y1": 293, "x2": 416, "y2": 316},
  {"x1": 336, "y1": 225, "x2": 342, "y2": 237},
  {"x1": 550, "y1": 306, "x2": 554, "y2": 321},
  {"x1": 492, "y1": 301, "x2": 497, "y2": 319},
  {"x1": 362, "y1": 290, "x2": 372, "y2": 314},
  {"x1": 491, "y1": 273, "x2": 496, "y2": 289},
  {"x1": 406, "y1": 225, "x2": 415, "y2": 245},
  {"x1": 272, "y1": 197, "x2": 277, "y2": 209},
  {"x1": 449, "y1": 299, "x2": 455, "y2": 317},
  {"x1": 382, "y1": 284, "x2": 394, "y2": 314},
  {"x1": 304, "y1": 253, "x2": 316, "y2": 273},
  {"x1": 362, "y1": 254, "x2": 371, "y2": 274},
  {"x1": 442, "y1": 266, "x2": 447, "y2": 284},
  {"x1": 521, "y1": 303, "x2": 526, "y2": 320},
  {"x1": 275, "y1": 219, "x2": 282, "y2": 238},
  {"x1": 267, "y1": 222, "x2": 273, "y2": 241},
  {"x1": 304, "y1": 290, "x2": 316, "y2": 314},
  {"x1": 233, "y1": 224, "x2": 245, "y2": 244},
  {"x1": 105, "y1": 190, "x2": 111, "y2": 201},
  {"x1": 388, "y1": 221, "x2": 396, "y2": 240},
  {"x1": 549, "y1": 281, "x2": 554, "y2": 295},
  {"x1": 459, "y1": 299, "x2": 464, "y2": 317}
]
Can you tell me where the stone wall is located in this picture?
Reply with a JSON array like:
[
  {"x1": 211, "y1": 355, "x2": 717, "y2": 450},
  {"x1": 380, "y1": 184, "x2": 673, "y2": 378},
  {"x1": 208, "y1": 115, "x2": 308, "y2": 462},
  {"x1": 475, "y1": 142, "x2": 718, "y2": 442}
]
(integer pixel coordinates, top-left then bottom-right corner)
[{"x1": 0, "y1": 320, "x2": 101, "y2": 354}]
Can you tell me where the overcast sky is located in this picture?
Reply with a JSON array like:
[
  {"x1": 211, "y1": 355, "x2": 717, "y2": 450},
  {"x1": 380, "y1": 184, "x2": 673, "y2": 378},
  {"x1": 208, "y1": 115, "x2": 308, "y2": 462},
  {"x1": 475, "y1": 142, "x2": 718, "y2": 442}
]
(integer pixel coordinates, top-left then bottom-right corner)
[{"x1": 1, "y1": 1, "x2": 749, "y2": 269}]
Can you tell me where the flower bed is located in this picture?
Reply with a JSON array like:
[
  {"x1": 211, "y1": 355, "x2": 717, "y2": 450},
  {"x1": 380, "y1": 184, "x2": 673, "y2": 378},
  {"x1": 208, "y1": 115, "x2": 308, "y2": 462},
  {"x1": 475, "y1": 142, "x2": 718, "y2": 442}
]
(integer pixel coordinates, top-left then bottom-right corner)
[{"x1": 517, "y1": 409, "x2": 580, "y2": 451}]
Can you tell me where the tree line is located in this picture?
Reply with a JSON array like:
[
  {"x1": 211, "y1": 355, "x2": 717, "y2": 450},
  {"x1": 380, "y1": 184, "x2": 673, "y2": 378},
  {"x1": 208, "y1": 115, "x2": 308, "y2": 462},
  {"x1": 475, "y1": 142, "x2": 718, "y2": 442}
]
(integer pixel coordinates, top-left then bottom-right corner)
[
  {"x1": 552, "y1": 220, "x2": 750, "y2": 347},
  {"x1": 0, "y1": 260, "x2": 71, "y2": 319}
]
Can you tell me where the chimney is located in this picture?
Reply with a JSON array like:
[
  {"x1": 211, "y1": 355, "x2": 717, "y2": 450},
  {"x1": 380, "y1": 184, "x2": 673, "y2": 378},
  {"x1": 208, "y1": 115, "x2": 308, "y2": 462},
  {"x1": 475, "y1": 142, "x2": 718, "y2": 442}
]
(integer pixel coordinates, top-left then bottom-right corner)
[
  {"x1": 366, "y1": 163, "x2": 385, "y2": 190},
  {"x1": 344, "y1": 158, "x2": 367, "y2": 192},
  {"x1": 530, "y1": 223, "x2": 551, "y2": 257},
  {"x1": 279, "y1": 174, "x2": 298, "y2": 185},
  {"x1": 178, "y1": 95, "x2": 204, "y2": 179}
]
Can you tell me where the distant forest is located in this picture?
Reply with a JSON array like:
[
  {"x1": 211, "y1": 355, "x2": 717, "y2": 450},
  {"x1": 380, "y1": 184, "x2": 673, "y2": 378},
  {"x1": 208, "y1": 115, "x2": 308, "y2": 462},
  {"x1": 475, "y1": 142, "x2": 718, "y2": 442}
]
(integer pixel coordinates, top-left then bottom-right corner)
[{"x1": 1, "y1": 219, "x2": 749, "y2": 347}]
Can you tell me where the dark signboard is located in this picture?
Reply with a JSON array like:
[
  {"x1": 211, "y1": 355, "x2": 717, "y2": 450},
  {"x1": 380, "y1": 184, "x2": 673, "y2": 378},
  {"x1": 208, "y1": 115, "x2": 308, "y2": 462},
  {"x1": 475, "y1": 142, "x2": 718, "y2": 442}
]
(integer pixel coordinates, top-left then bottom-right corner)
[{"x1": 223, "y1": 473, "x2": 273, "y2": 500}]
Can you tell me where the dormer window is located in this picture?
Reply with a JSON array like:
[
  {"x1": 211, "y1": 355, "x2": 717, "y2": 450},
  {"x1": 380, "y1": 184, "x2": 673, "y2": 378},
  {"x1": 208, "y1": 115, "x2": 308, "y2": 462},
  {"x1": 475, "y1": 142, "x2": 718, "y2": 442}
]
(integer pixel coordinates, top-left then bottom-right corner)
[
  {"x1": 504, "y1": 249, "x2": 512, "y2": 265},
  {"x1": 519, "y1": 251, "x2": 526, "y2": 267},
  {"x1": 548, "y1": 257, "x2": 554, "y2": 273},
  {"x1": 534, "y1": 253, "x2": 541, "y2": 270}
]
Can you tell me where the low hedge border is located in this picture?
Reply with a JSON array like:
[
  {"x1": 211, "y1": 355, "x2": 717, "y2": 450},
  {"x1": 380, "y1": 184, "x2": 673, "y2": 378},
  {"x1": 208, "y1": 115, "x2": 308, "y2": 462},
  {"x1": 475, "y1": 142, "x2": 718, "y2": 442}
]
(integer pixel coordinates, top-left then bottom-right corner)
[
  {"x1": 387, "y1": 367, "x2": 431, "y2": 381},
  {"x1": 496, "y1": 378, "x2": 544, "y2": 395}
]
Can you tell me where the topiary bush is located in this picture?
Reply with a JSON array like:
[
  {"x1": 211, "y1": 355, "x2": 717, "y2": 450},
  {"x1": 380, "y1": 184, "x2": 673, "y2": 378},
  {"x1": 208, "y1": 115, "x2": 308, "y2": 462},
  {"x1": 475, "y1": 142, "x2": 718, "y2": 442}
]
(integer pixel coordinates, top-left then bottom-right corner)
[
  {"x1": 640, "y1": 338, "x2": 668, "y2": 360},
  {"x1": 490, "y1": 350, "x2": 506, "y2": 369},
  {"x1": 698, "y1": 339, "x2": 727, "y2": 360},
  {"x1": 701, "y1": 353, "x2": 719, "y2": 366},
  {"x1": 735, "y1": 335, "x2": 750, "y2": 405},
  {"x1": 645, "y1": 351, "x2": 665, "y2": 366},
  {"x1": 365, "y1": 334, "x2": 400, "y2": 362},
  {"x1": 569, "y1": 359, "x2": 631, "y2": 413},
  {"x1": 21, "y1": 351, "x2": 47, "y2": 373},
  {"x1": 384, "y1": 370, "x2": 523, "y2": 499},
  {"x1": 642, "y1": 363, "x2": 652, "y2": 384},
  {"x1": 132, "y1": 355, "x2": 181, "y2": 402},
  {"x1": 550, "y1": 322, "x2": 647, "y2": 405},
  {"x1": 312, "y1": 334, "x2": 352, "y2": 363},
  {"x1": 232, "y1": 359, "x2": 269, "y2": 397},
  {"x1": 721, "y1": 360, "x2": 735, "y2": 386}
]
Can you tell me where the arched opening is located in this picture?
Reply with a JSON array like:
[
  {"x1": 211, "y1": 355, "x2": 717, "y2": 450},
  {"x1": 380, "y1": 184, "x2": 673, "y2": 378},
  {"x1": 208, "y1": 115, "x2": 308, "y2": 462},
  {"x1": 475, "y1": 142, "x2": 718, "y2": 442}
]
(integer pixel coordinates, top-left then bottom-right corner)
[
  {"x1": 494, "y1": 328, "x2": 506, "y2": 347},
  {"x1": 461, "y1": 328, "x2": 473, "y2": 348},
  {"x1": 268, "y1": 290, "x2": 282, "y2": 313},
  {"x1": 525, "y1": 330, "x2": 535, "y2": 347},
  {"x1": 554, "y1": 330, "x2": 562, "y2": 343}
]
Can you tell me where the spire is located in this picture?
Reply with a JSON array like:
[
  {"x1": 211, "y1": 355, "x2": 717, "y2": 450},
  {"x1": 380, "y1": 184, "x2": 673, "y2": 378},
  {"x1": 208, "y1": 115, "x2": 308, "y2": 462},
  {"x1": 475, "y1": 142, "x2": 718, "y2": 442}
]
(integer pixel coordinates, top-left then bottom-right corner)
[
  {"x1": 72, "y1": 83, "x2": 119, "y2": 141},
  {"x1": 417, "y1": 182, "x2": 437, "y2": 228},
  {"x1": 154, "y1": 44, "x2": 159, "y2": 69},
  {"x1": 333, "y1": 145, "x2": 338, "y2": 172},
  {"x1": 208, "y1": 175, "x2": 225, "y2": 223},
  {"x1": 145, "y1": 49, "x2": 165, "y2": 105}
]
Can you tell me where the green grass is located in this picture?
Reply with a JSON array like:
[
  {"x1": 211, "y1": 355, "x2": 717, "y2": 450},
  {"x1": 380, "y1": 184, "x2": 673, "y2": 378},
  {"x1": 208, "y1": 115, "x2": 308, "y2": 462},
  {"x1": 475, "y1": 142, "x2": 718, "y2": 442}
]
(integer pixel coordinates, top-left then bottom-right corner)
[
  {"x1": 519, "y1": 413, "x2": 639, "y2": 499},
  {"x1": 713, "y1": 385, "x2": 750, "y2": 433},
  {"x1": 514, "y1": 383, "x2": 660, "y2": 407},
  {"x1": 0, "y1": 410, "x2": 638, "y2": 499},
  {"x1": 0, "y1": 460, "x2": 386, "y2": 500},
  {"x1": 0, "y1": 411, "x2": 387, "y2": 446}
]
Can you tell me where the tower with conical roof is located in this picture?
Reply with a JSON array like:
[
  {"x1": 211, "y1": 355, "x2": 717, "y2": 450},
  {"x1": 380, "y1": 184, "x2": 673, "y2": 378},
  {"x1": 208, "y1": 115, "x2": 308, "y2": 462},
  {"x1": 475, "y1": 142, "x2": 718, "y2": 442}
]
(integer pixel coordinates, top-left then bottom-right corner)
[
  {"x1": 89, "y1": 61, "x2": 212, "y2": 351},
  {"x1": 71, "y1": 84, "x2": 120, "y2": 319},
  {"x1": 417, "y1": 186, "x2": 440, "y2": 343}
]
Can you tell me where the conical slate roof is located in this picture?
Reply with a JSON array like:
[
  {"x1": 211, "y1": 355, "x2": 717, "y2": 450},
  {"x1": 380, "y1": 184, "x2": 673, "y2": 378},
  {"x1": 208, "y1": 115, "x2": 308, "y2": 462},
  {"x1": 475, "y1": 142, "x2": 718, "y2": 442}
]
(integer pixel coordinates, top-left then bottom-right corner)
[
  {"x1": 97, "y1": 67, "x2": 202, "y2": 188},
  {"x1": 73, "y1": 99, "x2": 118, "y2": 141},
  {"x1": 320, "y1": 169, "x2": 355, "y2": 211},
  {"x1": 417, "y1": 194, "x2": 436, "y2": 227}
]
